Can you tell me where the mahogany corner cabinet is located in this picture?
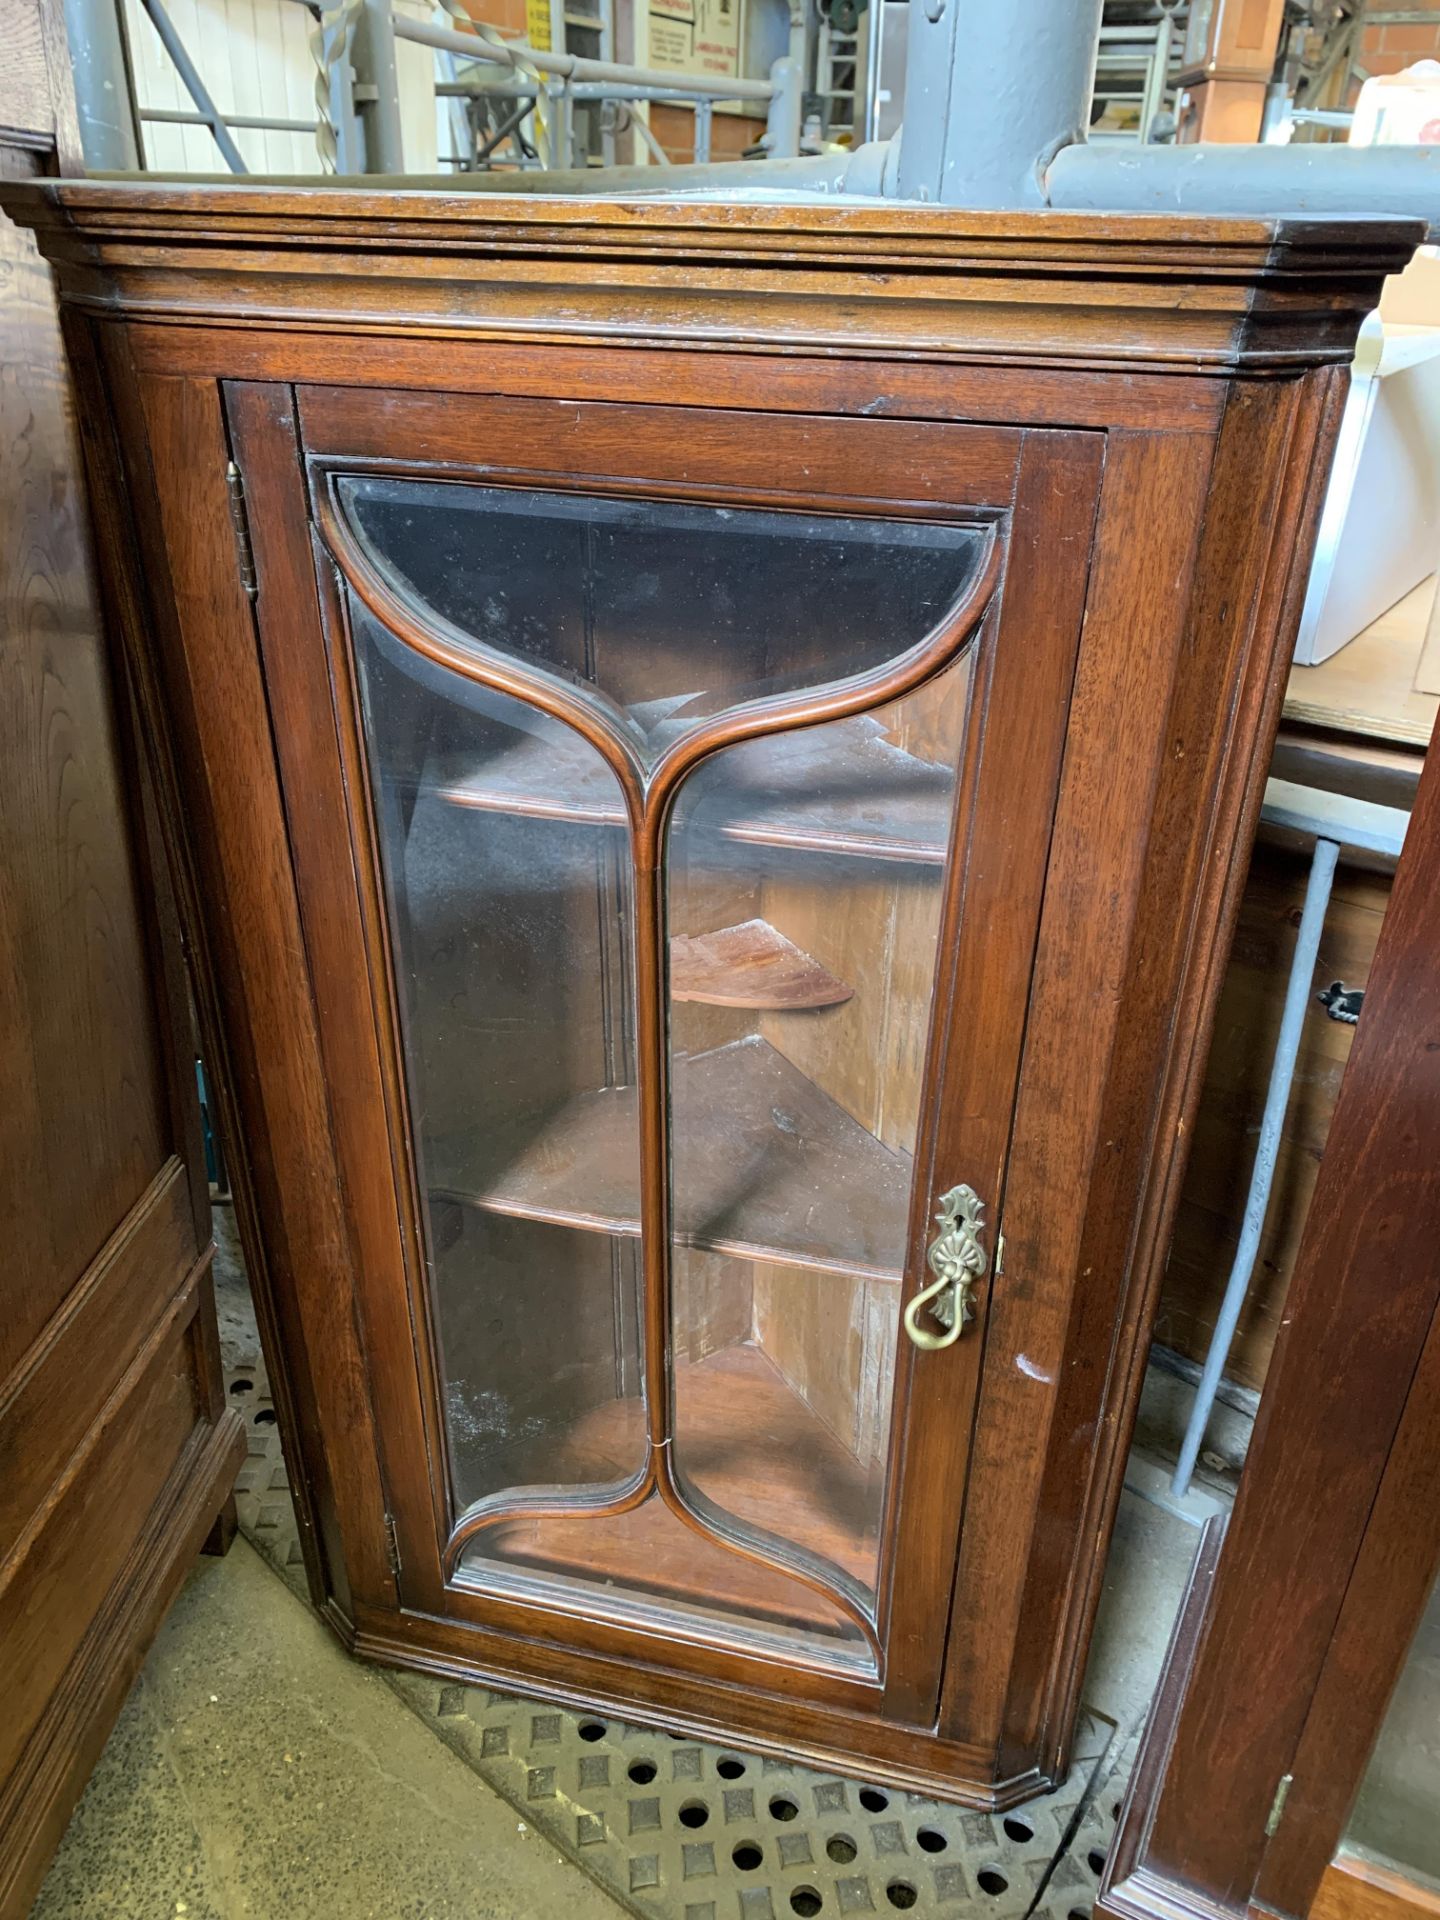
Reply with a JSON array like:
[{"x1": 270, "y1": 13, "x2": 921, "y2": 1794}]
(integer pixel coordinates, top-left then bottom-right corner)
[{"x1": 3, "y1": 182, "x2": 1417, "y2": 1807}]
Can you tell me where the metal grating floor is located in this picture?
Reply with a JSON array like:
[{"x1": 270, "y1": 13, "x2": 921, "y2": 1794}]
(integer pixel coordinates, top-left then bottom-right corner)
[{"x1": 227, "y1": 1351, "x2": 1133, "y2": 1919}]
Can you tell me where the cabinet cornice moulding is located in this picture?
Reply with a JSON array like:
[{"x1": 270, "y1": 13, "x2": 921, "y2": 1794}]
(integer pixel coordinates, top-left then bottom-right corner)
[{"x1": 0, "y1": 184, "x2": 1422, "y2": 375}]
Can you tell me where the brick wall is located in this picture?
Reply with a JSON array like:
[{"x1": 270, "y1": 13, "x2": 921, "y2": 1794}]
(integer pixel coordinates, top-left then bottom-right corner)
[{"x1": 1357, "y1": 2, "x2": 1440, "y2": 88}]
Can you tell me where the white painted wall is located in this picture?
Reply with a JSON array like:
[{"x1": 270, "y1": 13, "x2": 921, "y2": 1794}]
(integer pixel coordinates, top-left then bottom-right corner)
[{"x1": 123, "y1": 0, "x2": 440, "y2": 175}]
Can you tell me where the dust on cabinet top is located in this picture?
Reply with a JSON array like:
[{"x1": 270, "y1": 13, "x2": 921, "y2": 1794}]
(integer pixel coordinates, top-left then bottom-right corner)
[{"x1": 0, "y1": 179, "x2": 1423, "y2": 376}]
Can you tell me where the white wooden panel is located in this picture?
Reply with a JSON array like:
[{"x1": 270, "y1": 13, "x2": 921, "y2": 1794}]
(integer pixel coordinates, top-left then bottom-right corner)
[{"x1": 122, "y1": 0, "x2": 326, "y2": 175}]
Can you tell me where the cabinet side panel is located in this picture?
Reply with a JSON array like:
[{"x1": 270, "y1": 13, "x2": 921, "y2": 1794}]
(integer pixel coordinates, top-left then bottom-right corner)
[
  {"x1": 94, "y1": 355, "x2": 396, "y2": 1619},
  {"x1": 940, "y1": 424, "x2": 1218, "y2": 1762}
]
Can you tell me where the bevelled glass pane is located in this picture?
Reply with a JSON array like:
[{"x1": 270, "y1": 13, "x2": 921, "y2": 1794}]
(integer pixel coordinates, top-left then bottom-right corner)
[
  {"x1": 666, "y1": 650, "x2": 974, "y2": 1615},
  {"x1": 340, "y1": 467, "x2": 983, "y2": 1674},
  {"x1": 458, "y1": 1490, "x2": 868, "y2": 1664},
  {"x1": 350, "y1": 605, "x2": 644, "y2": 1513},
  {"x1": 337, "y1": 475, "x2": 986, "y2": 762}
]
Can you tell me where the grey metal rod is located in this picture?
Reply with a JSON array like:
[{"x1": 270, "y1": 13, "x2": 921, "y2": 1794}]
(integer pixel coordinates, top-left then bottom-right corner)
[
  {"x1": 136, "y1": 0, "x2": 248, "y2": 173},
  {"x1": 861, "y1": 0, "x2": 883, "y2": 144},
  {"x1": 473, "y1": 98, "x2": 534, "y2": 164},
  {"x1": 1171, "y1": 835, "x2": 1341, "y2": 1499},
  {"x1": 1046, "y1": 139, "x2": 1440, "y2": 240},
  {"x1": 393, "y1": 12, "x2": 774, "y2": 102},
  {"x1": 141, "y1": 107, "x2": 319, "y2": 132},
  {"x1": 437, "y1": 79, "x2": 539, "y2": 98}
]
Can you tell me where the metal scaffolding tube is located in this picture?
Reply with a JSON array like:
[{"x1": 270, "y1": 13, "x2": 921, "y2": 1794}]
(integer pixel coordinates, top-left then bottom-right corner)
[
  {"x1": 352, "y1": 0, "x2": 406, "y2": 172},
  {"x1": 141, "y1": 107, "x2": 319, "y2": 132},
  {"x1": 62, "y1": 0, "x2": 142, "y2": 169},
  {"x1": 135, "y1": 0, "x2": 249, "y2": 172},
  {"x1": 1045, "y1": 138, "x2": 1440, "y2": 238},
  {"x1": 391, "y1": 11, "x2": 775, "y2": 103},
  {"x1": 896, "y1": 0, "x2": 1103, "y2": 205}
]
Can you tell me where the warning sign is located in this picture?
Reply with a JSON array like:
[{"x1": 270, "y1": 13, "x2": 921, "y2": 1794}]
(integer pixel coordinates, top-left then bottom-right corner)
[{"x1": 647, "y1": 0, "x2": 742, "y2": 78}]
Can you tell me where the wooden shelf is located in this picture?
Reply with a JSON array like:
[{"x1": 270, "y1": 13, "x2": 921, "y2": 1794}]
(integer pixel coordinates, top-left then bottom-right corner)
[
  {"x1": 459, "y1": 1344, "x2": 879, "y2": 1638},
  {"x1": 429, "y1": 1034, "x2": 913, "y2": 1282},
  {"x1": 670, "y1": 919, "x2": 853, "y2": 1009},
  {"x1": 1284, "y1": 574, "x2": 1440, "y2": 749},
  {"x1": 429, "y1": 712, "x2": 954, "y2": 865}
]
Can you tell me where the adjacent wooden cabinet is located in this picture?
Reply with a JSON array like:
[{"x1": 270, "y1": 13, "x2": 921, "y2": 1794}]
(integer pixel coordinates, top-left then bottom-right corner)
[
  {"x1": 0, "y1": 27, "x2": 243, "y2": 1910},
  {"x1": 1, "y1": 181, "x2": 1416, "y2": 1807}
]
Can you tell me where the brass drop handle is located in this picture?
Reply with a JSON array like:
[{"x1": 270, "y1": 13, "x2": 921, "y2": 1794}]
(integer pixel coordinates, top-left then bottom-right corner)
[{"x1": 904, "y1": 1184, "x2": 988, "y2": 1351}]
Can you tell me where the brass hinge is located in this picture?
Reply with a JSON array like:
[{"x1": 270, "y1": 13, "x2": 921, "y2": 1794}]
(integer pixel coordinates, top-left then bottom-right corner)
[
  {"x1": 1265, "y1": 1773, "x2": 1293, "y2": 1838},
  {"x1": 225, "y1": 459, "x2": 258, "y2": 601},
  {"x1": 383, "y1": 1512, "x2": 402, "y2": 1579}
]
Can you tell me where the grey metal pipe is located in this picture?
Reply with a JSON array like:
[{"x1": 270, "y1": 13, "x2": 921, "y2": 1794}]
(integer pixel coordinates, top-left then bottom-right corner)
[
  {"x1": 142, "y1": 107, "x2": 319, "y2": 132},
  {"x1": 135, "y1": 0, "x2": 248, "y2": 173},
  {"x1": 1046, "y1": 139, "x2": 1440, "y2": 240},
  {"x1": 393, "y1": 11, "x2": 775, "y2": 103},
  {"x1": 861, "y1": 0, "x2": 884, "y2": 144},
  {"x1": 62, "y1": 0, "x2": 141, "y2": 168},
  {"x1": 1172, "y1": 835, "x2": 1340, "y2": 1499},
  {"x1": 89, "y1": 153, "x2": 856, "y2": 192},
  {"x1": 895, "y1": 0, "x2": 1103, "y2": 205},
  {"x1": 352, "y1": 0, "x2": 406, "y2": 173}
]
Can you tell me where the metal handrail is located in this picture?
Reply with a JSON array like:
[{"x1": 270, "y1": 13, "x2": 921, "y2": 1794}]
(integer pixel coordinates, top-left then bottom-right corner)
[{"x1": 391, "y1": 9, "x2": 776, "y2": 104}]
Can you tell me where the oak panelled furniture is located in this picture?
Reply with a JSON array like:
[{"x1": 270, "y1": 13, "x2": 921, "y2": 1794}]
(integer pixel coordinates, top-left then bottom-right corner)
[
  {"x1": 0, "y1": 12, "x2": 244, "y2": 1913},
  {"x1": 0, "y1": 178, "x2": 1419, "y2": 1808}
]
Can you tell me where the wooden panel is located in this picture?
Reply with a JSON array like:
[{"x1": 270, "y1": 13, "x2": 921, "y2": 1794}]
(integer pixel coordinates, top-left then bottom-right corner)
[
  {"x1": 298, "y1": 386, "x2": 1025, "y2": 510},
  {"x1": 120, "y1": 368, "x2": 395, "y2": 1616},
  {"x1": 0, "y1": 1310, "x2": 201, "y2": 1783},
  {"x1": 1128, "y1": 652, "x2": 1440, "y2": 1912},
  {"x1": 0, "y1": 1158, "x2": 197, "y2": 1547},
  {"x1": 1312, "y1": 1856, "x2": 1440, "y2": 1920},
  {"x1": 936, "y1": 427, "x2": 1215, "y2": 1761},
  {"x1": 993, "y1": 374, "x2": 1348, "y2": 1786},
  {"x1": 0, "y1": 1379, "x2": 243, "y2": 1920},
  {"x1": 0, "y1": 0, "x2": 54, "y2": 143},
  {"x1": 125, "y1": 324, "x2": 1230, "y2": 434},
  {"x1": 1156, "y1": 847, "x2": 1389, "y2": 1391},
  {"x1": 0, "y1": 163, "x2": 171, "y2": 1382}
]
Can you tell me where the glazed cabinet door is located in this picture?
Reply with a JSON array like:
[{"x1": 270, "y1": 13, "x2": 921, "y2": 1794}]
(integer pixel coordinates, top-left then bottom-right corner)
[{"x1": 223, "y1": 381, "x2": 1101, "y2": 1726}]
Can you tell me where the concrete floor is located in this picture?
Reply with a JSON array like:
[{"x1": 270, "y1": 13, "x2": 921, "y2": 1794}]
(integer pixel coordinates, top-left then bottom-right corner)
[{"x1": 32, "y1": 1540, "x2": 621, "y2": 1920}]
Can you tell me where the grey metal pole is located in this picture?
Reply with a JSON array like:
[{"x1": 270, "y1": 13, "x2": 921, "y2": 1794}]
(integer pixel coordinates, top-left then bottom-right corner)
[
  {"x1": 352, "y1": 0, "x2": 406, "y2": 172},
  {"x1": 136, "y1": 0, "x2": 248, "y2": 173},
  {"x1": 1045, "y1": 139, "x2": 1440, "y2": 238},
  {"x1": 861, "y1": 0, "x2": 883, "y2": 144},
  {"x1": 895, "y1": 0, "x2": 1103, "y2": 205},
  {"x1": 142, "y1": 107, "x2": 319, "y2": 132},
  {"x1": 393, "y1": 13, "x2": 776, "y2": 103},
  {"x1": 765, "y1": 56, "x2": 803, "y2": 159},
  {"x1": 1171, "y1": 835, "x2": 1340, "y2": 1499},
  {"x1": 62, "y1": 0, "x2": 141, "y2": 168}
]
